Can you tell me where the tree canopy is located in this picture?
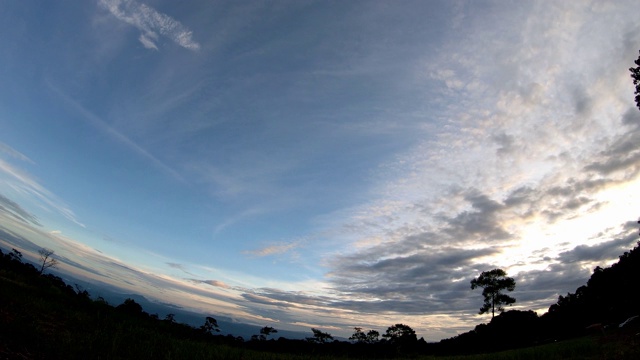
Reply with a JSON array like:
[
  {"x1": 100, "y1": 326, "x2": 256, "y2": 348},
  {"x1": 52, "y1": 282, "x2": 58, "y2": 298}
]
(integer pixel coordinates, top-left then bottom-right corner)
[
  {"x1": 253, "y1": 326, "x2": 277, "y2": 341},
  {"x1": 470, "y1": 268, "x2": 516, "y2": 318},
  {"x1": 349, "y1": 327, "x2": 379, "y2": 344},
  {"x1": 307, "y1": 328, "x2": 333, "y2": 343},
  {"x1": 116, "y1": 298, "x2": 143, "y2": 312},
  {"x1": 630, "y1": 50, "x2": 640, "y2": 111},
  {"x1": 382, "y1": 324, "x2": 417, "y2": 344},
  {"x1": 200, "y1": 316, "x2": 220, "y2": 334}
]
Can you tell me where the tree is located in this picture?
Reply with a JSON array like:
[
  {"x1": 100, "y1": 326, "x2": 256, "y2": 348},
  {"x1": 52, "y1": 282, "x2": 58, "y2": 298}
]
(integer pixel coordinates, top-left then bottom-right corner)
[
  {"x1": 306, "y1": 328, "x2": 333, "y2": 343},
  {"x1": 382, "y1": 324, "x2": 417, "y2": 344},
  {"x1": 9, "y1": 248, "x2": 23, "y2": 262},
  {"x1": 253, "y1": 326, "x2": 277, "y2": 341},
  {"x1": 630, "y1": 50, "x2": 640, "y2": 111},
  {"x1": 259, "y1": 326, "x2": 277, "y2": 340},
  {"x1": 74, "y1": 283, "x2": 90, "y2": 299},
  {"x1": 37, "y1": 248, "x2": 59, "y2": 275},
  {"x1": 116, "y1": 298, "x2": 146, "y2": 317},
  {"x1": 365, "y1": 329, "x2": 380, "y2": 343},
  {"x1": 470, "y1": 268, "x2": 516, "y2": 319},
  {"x1": 349, "y1": 327, "x2": 380, "y2": 344},
  {"x1": 164, "y1": 313, "x2": 176, "y2": 323},
  {"x1": 200, "y1": 316, "x2": 220, "y2": 334}
]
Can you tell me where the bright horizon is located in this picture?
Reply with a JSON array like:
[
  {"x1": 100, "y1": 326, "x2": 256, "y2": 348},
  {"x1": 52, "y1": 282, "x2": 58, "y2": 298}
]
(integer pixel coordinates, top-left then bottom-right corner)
[{"x1": 1, "y1": 0, "x2": 640, "y2": 341}]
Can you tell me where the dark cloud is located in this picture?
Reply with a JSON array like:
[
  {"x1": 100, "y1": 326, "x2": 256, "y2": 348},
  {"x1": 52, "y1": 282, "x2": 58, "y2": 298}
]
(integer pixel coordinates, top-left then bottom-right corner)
[
  {"x1": 246, "y1": 288, "x2": 333, "y2": 308},
  {"x1": 572, "y1": 88, "x2": 593, "y2": 116},
  {"x1": 557, "y1": 227, "x2": 638, "y2": 264},
  {"x1": 583, "y1": 121, "x2": 640, "y2": 176},
  {"x1": 167, "y1": 262, "x2": 186, "y2": 270},
  {"x1": 328, "y1": 245, "x2": 500, "y2": 313},
  {"x1": 241, "y1": 292, "x2": 292, "y2": 308},
  {"x1": 0, "y1": 194, "x2": 40, "y2": 226},
  {"x1": 56, "y1": 254, "x2": 114, "y2": 279},
  {"x1": 621, "y1": 107, "x2": 640, "y2": 127},
  {"x1": 549, "y1": 177, "x2": 611, "y2": 197},
  {"x1": 515, "y1": 262, "x2": 593, "y2": 305},
  {"x1": 189, "y1": 279, "x2": 230, "y2": 288},
  {"x1": 167, "y1": 262, "x2": 195, "y2": 276},
  {"x1": 235, "y1": 288, "x2": 342, "y2": 328},
  {"x1": 331, "y1": 299, "x2": 440, "y2": 314},
  {"x1": 493, "y1": 132, "x2": 516, "y2": 156},
  {"x1": 0, "y1": 226, "x2": 40, "y2": 253},
  {"x1": 441, "y1": 189, "x2": 511, "y2": 242},
  {"x1": 585, "y1": 152, "x2": 640, "y2": 176},
  {"x1": 503, "y1": 186, "x2": 536, "y2": 208},
  {"x1": 500, "y1": 178, "x2": 611, "y2": 224},
  {"x1": 561, "y1": 196, "x2": 593, "y2": 211}
]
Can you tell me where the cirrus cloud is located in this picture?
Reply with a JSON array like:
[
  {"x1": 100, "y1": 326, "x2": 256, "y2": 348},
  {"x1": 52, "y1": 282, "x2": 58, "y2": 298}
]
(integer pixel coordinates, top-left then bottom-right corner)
[{"x1": 98, "y1": 0, "x2": 200, "y2": 51}]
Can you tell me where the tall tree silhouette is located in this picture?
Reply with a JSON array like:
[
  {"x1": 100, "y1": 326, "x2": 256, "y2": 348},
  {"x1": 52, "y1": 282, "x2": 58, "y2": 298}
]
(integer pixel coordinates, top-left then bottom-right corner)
[
  {"x1": 306, "y1": 328, "x2": 333, "y2": 343},
  {"x1": 630, "y1": 50, "x2": 640, "y2": 110},
  {"x1": 200, "y1": 316, "x2": 220, "y2": 334},
  {"x1": 471, "y1": 268, "x2": 516, "y2": 318}
]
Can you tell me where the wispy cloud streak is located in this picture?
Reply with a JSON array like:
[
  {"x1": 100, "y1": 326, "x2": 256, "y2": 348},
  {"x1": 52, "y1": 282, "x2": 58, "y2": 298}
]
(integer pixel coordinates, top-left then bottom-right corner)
[
  {"x1": 0, "y1": 193, "x2": 40, "y2": 226},
  {"x1": 46, "y1": 80, "x2": 184, "y2": 182},
  {"x1": 0, "y1": 149, "x2": 84, "y2": 228},
  {"x1": 98, "y1": 0, "x2": 200, "y2": 51},
  {"x1": 244, "y1": 240, "x2": 302, "y2": 257},
  {"x1": 0, "y1": 142, "x2": 34, "y2": 164}
]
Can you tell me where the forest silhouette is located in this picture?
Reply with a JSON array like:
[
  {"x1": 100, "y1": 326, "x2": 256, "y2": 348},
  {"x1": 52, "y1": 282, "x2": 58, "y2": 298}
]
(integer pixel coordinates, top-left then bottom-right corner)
[{"x1": 1, "y1": 239, "x2": 639, "y2": 359}]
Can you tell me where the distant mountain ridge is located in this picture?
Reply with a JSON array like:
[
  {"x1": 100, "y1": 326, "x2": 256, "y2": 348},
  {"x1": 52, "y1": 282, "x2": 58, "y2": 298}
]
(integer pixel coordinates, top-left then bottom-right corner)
[{"x1": 59, "y1": 274, "x2": 311, "y2": 341}]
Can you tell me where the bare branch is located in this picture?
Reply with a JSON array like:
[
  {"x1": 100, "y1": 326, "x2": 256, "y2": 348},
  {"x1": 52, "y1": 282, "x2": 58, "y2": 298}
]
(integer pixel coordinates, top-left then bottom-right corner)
[{"x1": 37, "y1": 248, "x2": 59, "y2": 275}]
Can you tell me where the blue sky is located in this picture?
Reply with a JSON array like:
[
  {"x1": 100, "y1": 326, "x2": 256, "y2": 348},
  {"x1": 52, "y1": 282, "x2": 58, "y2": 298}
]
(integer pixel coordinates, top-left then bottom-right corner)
[{"x1": 1, "y1": 0, "x2": 640, "y2": 341}]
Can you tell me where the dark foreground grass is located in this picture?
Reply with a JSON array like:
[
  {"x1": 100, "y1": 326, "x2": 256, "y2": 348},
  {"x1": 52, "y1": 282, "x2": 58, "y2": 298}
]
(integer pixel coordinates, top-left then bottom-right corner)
[{"x1": 419, "y1": 334, "x2": 640, "y2": 360}]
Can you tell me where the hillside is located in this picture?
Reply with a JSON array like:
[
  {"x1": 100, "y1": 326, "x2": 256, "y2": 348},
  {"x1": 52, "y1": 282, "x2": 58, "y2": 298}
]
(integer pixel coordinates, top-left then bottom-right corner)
[
  {"x1": 436, "y1": 241, "x2": 640, "y2": 356},
  {"x1": 2, "y1": 243, "x2": 640, "y2": 359}
]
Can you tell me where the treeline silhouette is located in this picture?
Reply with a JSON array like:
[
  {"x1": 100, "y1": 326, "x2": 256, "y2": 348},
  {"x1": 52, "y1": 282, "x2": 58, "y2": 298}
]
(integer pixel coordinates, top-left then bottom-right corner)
[
  {"x1": 0, "y1": 248, "x2": 244, "y2": 359},
  {"x1": 1, "y1": 242, "x2": 640, "y2": 358}
]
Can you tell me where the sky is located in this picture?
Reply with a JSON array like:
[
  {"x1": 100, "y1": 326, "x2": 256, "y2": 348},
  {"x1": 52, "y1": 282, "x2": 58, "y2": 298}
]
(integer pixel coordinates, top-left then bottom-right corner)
[{"x1": 1, "y1": 0, "x2": 640, "y2": 341}]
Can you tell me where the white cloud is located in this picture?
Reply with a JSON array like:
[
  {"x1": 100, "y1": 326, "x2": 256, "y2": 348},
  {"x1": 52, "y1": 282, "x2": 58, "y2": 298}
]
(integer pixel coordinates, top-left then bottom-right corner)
[
  {"x1": 138, "y1": 32, "x2": 158, "y2": 50},
  {"x1": 244, "y1": 240, "x2": 302, "y2": 257},
  {"x1": 98, "y1": 0, "x2": 200, "y2": 51}
]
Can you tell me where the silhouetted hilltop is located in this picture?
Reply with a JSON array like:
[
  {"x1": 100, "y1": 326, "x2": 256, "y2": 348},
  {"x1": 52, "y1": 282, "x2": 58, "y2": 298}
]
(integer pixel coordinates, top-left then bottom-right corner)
[
  {"x1": 437, "y1": 241, "x2": 640, "y2": 355},
  {"x1": 539, "y1": 241, "x2": 640, "y2": 339}
]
